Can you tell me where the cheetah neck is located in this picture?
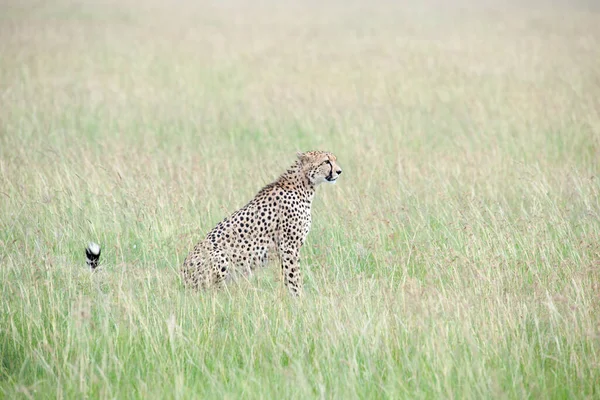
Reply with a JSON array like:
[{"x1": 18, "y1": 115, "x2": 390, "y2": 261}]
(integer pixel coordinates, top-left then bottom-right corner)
[{"x1": 276, "y1": 161, "x2": 316, "y2": 199}]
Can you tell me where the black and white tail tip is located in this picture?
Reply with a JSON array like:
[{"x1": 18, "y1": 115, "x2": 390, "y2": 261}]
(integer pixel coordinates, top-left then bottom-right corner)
[{"x1": 86, "y1": 242, "x2": 101, "y2": 270}]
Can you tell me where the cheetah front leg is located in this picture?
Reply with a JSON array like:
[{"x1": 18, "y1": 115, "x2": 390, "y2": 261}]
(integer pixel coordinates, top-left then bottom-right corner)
[{"x1": 279, "y1": 243, "x2": 303, "y2": 296}]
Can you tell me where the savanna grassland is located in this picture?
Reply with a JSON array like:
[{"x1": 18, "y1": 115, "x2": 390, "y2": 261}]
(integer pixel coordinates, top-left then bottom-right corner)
[{"x1": 1, "y1": 0, "x2": 600, "y2": 398}]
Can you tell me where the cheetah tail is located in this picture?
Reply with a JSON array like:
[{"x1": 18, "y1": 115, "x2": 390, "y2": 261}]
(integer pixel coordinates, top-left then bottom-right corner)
[{"x1": 86, "y1": 242, "x2": 101, "y2": 270}]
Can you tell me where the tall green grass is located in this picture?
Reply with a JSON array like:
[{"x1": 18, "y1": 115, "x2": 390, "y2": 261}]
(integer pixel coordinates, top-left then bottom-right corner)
[{"x1": 1, "y1": 0, "x2": 599, "y2": 398}]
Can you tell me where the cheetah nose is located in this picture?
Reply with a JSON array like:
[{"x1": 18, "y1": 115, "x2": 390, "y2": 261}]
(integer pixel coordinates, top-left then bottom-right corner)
[{"x1": 336, "y1": 169, "x2": 342, "y2": 175}]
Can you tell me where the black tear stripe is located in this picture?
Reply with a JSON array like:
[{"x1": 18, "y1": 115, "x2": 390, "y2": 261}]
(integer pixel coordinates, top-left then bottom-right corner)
[{"x1": 326, "y1": 163, "x2": 333, "y2": 181}]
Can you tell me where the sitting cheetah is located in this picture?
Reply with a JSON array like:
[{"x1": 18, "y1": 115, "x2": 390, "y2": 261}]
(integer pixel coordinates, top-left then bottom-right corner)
[{"x1": 181, "y1": 151, "x2": 342, "y2": 296}]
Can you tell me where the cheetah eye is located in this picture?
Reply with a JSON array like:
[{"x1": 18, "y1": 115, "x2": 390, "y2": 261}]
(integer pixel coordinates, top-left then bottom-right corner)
[{"x1": 324, "y1": 160, "x2": 331, "y2": 165}]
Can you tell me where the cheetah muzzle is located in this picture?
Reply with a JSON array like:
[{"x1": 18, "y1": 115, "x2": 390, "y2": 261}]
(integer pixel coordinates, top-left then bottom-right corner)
[{"x1": 181, "y1": 151, "x2": 342, "y2": 296}]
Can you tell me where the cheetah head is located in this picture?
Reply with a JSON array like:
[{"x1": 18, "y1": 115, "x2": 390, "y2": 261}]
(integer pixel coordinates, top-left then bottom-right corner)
[{"x1": 297, "y1": 151, "x2": 343, "y2": 186}]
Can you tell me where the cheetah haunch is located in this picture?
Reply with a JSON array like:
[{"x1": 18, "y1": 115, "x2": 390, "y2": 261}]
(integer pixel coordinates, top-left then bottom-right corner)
[{"x1": 182, "y1": 151, "x2": 342, "y2": 296}]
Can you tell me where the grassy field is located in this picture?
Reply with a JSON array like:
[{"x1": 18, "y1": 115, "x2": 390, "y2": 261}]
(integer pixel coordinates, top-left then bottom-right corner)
[{"x1": 1, "y1": 0, "x2": 600, "y2": 398}]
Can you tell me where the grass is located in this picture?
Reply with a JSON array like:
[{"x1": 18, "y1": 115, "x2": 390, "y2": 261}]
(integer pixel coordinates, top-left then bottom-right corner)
[{"x1": 1, "y1": 0, "x2": 600, "y2": 398}]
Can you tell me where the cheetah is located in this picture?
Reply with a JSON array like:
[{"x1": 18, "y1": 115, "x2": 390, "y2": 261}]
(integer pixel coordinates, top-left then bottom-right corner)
[{"x1": 181, "y1": 151, "x2": 343, "y2": 296}]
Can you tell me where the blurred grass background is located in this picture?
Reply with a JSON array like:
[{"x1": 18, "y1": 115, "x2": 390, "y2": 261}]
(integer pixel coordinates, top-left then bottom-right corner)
[{"x1": 1, "y1": 0, "x2": 599, "y2": 398}]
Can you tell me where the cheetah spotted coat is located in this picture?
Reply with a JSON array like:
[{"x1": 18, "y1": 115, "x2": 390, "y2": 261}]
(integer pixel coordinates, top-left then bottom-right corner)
[{"x1": 181, "y1": 151, "x2": 342, "y2": 296}]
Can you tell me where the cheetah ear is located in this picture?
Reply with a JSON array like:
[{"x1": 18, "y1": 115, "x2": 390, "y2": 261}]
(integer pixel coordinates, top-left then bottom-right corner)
[{"x1": 296, "y1": 151, "x2": 309, "y2": 163}]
